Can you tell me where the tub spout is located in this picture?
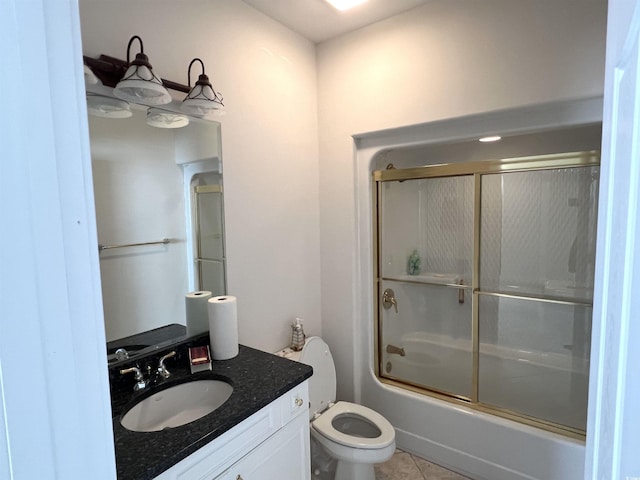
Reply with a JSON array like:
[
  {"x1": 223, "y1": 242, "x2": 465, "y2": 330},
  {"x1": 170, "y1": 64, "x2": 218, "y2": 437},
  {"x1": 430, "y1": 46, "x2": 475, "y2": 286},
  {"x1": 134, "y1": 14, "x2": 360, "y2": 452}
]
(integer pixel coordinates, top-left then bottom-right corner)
[{"x1": 386, "y1": 344, "x2": 405, "y2": 357}]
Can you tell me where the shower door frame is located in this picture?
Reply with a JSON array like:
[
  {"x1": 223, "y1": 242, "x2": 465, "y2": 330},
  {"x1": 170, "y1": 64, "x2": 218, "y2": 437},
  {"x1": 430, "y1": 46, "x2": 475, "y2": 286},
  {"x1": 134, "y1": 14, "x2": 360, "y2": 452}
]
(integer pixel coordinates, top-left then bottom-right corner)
[
  {"x1": 373, "y1": 150, "x2": 600, "y2": 439},
  {"x1": 193, "y1": 183, "x2": 228, "y2": 294}
]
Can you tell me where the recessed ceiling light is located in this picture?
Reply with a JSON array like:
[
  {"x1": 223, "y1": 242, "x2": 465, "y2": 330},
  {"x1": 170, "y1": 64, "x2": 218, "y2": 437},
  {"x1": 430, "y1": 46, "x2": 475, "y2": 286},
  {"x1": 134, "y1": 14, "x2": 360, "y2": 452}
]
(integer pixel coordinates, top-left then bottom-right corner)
[
  {"x1": 479, "y1": 135, "x2": 502, "y2": 143},
  {"x1": 324, "y1": 0, "x2": 368, "y2": 11}
]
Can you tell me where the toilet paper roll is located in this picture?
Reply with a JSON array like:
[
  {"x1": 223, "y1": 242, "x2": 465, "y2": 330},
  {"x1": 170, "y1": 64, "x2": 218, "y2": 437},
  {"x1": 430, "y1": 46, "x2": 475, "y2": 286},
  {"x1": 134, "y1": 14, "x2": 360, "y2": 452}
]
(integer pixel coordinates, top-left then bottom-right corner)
[
  {"x1": 185, "y1": 291, "x2": 212, "y2": 336},
  {"x1": 207, "y1": 295, "x2": 239, "y2": 360}
]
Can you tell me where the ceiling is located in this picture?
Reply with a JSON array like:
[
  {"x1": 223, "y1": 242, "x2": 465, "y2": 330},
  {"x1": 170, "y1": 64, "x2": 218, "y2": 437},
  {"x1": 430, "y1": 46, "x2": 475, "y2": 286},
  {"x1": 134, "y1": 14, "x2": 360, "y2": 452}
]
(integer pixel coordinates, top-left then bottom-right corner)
[{"x1": 241, "y1": 0, "x2": 430, "y2": 43}]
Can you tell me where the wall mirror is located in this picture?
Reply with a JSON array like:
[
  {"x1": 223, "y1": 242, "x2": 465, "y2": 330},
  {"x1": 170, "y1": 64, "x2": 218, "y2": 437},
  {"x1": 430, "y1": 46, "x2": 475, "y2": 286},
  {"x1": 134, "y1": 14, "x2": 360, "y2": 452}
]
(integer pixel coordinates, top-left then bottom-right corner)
[{"x1": 86, "y1": 90, "x2": 226, "y2": 363}]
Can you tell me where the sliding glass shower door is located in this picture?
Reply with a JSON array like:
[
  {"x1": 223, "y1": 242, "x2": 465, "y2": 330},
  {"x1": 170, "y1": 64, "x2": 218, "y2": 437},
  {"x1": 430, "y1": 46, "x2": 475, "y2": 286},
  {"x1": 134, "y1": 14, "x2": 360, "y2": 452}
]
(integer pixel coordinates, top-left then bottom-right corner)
[
  {"x1": 374, "y1": 152, "x2": 599, "y2": 436},
  {"x1": 377, "y1": 174, "x2": 474, "y2": 399},
  {"x1": 478, "y1": 167, "x2": 597, "y2": 431}
]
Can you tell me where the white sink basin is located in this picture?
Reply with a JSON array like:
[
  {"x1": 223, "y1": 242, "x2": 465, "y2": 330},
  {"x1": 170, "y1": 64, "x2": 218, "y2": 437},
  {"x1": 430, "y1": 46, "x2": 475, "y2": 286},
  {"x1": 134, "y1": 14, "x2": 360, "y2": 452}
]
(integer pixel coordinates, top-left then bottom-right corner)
[{"x1": 121, "y1": 379, "x2": 233, "y2": 432}]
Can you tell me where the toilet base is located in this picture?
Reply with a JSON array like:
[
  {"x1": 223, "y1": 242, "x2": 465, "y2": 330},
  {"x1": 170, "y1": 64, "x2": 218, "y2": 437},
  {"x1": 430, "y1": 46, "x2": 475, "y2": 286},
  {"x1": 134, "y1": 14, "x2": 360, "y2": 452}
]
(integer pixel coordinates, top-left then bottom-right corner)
[
  {"x1": 310, "y1": 426, "x2": 395, "y2": 480},
  {"x1": 311, "y1": 436, "x2": 337, "y2": 480},
  {"x1": 335, "y1": 460, "x2": 375, "y2": 480}
]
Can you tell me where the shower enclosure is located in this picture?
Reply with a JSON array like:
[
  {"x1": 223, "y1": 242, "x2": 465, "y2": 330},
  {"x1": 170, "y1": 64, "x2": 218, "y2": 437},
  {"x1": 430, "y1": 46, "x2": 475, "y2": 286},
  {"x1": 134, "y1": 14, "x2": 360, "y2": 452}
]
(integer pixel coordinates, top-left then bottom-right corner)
[
  {"x1": 193, "y1": 182, "x2": 227, "y2": 295},
  {"x1": 374, "y1": 151, "x2": 599, "y2": 436}
]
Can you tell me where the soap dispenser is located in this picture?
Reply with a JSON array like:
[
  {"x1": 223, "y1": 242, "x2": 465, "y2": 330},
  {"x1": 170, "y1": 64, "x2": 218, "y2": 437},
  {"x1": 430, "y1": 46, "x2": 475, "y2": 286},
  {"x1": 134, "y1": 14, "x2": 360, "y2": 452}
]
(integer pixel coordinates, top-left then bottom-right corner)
[{"x1": 290, "y1": 318, "x2": 306, "y2": 351}]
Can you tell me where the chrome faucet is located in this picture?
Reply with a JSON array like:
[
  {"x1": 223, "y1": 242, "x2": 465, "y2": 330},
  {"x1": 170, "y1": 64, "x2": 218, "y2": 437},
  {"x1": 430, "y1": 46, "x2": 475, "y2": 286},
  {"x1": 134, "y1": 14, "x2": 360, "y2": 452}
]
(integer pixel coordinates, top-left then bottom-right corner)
[
  {"x1": 120, "y1": 351, "x2": 177, "y2": 391},
  {"x1": 386, "y1": 344, "x2": 406, "y2": 357},
  {"x1": 120, "y1": 365, "x2": 148, "y2": 391},
  {"x1": 157, "y1": 351, "x2": 176, "y2": 379}
]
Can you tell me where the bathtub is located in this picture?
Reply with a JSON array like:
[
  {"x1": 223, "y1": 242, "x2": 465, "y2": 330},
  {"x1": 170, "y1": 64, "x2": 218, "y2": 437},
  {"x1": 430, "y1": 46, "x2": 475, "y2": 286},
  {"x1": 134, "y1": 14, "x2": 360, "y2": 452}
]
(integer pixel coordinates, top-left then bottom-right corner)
[
  {"x1": 383, "y1": 334, "x2": 473, "y2": 398},
  {"x1": 383, "y1": 332, "x2": 588, "y2": 431},
  {"x1": 361, "y1": 332, "x2": 587, "y2": 480}
]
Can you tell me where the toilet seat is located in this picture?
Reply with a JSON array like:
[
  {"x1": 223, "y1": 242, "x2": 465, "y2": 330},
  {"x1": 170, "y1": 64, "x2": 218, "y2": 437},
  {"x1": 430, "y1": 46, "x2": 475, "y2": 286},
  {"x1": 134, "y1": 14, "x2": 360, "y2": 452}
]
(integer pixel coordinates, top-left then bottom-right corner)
[{"x1": 312, "y1": 401, "x2": 395, "y2": 450}]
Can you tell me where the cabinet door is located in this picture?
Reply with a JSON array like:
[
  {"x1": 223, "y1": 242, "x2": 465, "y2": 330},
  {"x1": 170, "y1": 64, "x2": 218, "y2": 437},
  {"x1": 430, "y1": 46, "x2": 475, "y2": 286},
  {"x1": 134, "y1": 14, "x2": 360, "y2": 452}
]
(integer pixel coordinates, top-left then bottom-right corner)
[{"x1": 217, "y1": 413, "x2": 310, "y2": 480}]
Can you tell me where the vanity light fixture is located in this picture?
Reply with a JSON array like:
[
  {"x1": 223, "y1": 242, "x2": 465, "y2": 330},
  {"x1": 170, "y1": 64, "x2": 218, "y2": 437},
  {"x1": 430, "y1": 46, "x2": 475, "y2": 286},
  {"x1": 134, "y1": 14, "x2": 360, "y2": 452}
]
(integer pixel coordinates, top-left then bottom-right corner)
[
  {"x1": 181, "y1": 58, "x2": 224, "y2": 117},
  {"x1": 146, "y1": 108, "x2": 190, "y2": 129},
  {"x1": 113, "y1": 35, "x2": 172, "y2": 105},
  {"x1": 324, "y1": 0, "x2": 368, "y2": 11},
  {"x1": 87, "y1": 94, "x2": 133, "y2": 119},
  {"x1": 479, "y1": 135, "x2": 502, "y2": 143}
]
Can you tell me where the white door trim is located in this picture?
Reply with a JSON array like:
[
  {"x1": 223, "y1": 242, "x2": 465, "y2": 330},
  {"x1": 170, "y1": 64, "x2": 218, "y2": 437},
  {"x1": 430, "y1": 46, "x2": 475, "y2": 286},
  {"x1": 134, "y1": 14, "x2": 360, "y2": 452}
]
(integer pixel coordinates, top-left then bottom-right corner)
[
  {"x1": 585, "y1": 0, "x2": 640, "y2": 478},
  {"x1": 0, "y1": 1, "x2": 115, "y2": 478}
]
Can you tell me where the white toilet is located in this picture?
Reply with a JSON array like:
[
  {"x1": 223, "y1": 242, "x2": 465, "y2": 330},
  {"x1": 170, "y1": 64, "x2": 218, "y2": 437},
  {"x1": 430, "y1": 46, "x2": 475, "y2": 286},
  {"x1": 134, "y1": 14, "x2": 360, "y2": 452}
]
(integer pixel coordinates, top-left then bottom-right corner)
[{"x1": 278, "y1": 336, "x2": 396, "y2": 480}]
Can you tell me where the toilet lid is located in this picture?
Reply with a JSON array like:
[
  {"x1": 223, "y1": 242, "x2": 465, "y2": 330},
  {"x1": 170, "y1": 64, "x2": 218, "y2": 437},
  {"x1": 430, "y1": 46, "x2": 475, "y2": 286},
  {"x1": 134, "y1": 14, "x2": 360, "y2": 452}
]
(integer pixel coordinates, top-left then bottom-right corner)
[
  {"x1": 312, "y1": 401, "x2": 395, "y2": 449},
  {"x1": 299, "y1": 337, "x2": 336, "y2": 420}
]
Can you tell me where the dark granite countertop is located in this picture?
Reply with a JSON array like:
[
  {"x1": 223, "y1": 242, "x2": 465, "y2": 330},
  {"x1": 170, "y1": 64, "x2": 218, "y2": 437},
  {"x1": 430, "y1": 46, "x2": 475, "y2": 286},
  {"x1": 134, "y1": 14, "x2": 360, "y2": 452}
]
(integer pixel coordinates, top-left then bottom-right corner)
[{"x1": 109, "y1": 334, "x2": 312, "y2": 480}]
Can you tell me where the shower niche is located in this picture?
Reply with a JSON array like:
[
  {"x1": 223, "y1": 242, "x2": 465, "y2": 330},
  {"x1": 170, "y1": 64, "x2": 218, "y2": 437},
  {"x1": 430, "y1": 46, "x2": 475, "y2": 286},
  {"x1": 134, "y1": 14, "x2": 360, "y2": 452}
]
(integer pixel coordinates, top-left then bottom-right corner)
[{"x1": 374, "y1": 150, "x2": 599, "y2": 437}]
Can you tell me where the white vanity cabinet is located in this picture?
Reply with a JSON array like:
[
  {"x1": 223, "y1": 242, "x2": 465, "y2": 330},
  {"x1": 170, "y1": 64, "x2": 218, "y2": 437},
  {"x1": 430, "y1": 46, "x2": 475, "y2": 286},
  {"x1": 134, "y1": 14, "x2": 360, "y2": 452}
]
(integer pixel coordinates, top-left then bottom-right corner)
[
  {"x1": 153, "y1": 380, "x2": 310, "y2": 480},
  {"x1": 215, "y1": 412, "x2": 309, "y2": 480}
]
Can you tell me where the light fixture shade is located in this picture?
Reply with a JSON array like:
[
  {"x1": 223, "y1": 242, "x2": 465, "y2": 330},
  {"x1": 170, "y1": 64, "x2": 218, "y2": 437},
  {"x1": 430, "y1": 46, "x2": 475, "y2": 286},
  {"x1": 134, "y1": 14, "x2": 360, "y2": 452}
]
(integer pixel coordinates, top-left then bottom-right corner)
[
  {"x1": 87, "y1": 94, "x2": 132, "y2": 118},
  {"x1": 114, "y1": 56, "x2": 172, "y2": 105},
  {"x1": 113, "y1": 36, "x2": 172, "y2": 105},
  {"x1": 84, "y1": 65, "x2": 99, "y2": 85},
  {"x1": 146, "y1": 108, "x2": 190, "y2": 129},
  {"x1": 181, "y1": 59, "x2": 224, "y2": 117}
]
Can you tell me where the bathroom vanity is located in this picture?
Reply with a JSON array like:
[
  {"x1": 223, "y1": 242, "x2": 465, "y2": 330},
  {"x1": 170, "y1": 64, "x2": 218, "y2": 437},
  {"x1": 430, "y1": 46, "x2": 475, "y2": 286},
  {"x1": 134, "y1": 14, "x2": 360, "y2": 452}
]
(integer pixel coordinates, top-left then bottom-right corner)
[
  {"x1": 109, "y1": 332, "x2": 312, "y2": 480},
  {"x1": 154, "y1": 383, "x2": 310, "y2": 480}
]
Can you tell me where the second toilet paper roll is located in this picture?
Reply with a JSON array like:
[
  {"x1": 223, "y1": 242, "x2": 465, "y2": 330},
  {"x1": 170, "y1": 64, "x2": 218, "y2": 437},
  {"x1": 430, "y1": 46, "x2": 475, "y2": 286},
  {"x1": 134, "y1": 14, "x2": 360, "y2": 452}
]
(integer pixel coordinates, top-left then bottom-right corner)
[
  {"x1": 207, "y1": 295, "x2": 239, "y2": 360},
  {"x1": 185, "y1": 291, "x2": 212, "y2": 336}
]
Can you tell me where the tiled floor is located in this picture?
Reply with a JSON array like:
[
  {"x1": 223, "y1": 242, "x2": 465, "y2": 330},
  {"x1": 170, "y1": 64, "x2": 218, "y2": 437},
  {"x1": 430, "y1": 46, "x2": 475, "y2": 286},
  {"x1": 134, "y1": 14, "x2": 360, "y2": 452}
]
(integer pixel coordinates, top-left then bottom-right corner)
[{"x1": 375, "y1": 449, "x2": 471, "y2": 480}]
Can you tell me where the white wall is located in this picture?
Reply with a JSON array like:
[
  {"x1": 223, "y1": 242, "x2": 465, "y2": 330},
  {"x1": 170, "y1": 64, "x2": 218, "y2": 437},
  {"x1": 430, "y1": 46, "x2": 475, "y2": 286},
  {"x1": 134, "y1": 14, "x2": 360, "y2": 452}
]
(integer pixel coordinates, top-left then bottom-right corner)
[
  {"x1": 79, "y1": 0, "x2": 321, "y2": 352},
  {"x1": 317, "y1": 0, "x2": 607, "y2": 401}
]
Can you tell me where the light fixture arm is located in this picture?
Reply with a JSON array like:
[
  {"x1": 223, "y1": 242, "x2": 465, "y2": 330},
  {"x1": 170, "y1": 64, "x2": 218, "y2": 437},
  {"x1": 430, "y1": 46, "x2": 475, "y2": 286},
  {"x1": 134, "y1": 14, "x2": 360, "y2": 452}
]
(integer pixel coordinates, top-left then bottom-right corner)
[
  {"x1": 188, "y1": 58, "x2": 206, "y2": 87},
  {"x1": 126, "y1": 35, "x2": 145, "y2": 65},
  {"x1": 84, "y1": 54, "x2": 191, "y2": 93}
]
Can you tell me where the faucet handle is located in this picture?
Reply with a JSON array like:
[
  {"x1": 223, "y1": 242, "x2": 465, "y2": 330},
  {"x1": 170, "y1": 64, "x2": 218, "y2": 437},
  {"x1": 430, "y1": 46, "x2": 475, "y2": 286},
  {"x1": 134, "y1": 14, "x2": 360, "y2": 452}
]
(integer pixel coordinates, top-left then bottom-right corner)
[
  {"x1": 382, "y1": 288, "x2": 398, "y2": 313},
  {"x1": 120, "y1": 365, "x2": 148, "y2": 391},
  {"x1": 114, "y1": 348, "x2": 130, "y2": 361},
  {"x1": 157, "y1": 351, "x2": 176, "y2": 379}
]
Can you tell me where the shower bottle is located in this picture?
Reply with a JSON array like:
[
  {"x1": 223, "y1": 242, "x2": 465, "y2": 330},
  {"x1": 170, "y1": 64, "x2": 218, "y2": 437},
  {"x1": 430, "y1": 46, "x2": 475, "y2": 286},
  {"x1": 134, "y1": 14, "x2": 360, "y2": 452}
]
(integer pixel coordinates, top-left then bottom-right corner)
[{"x1": 408, "y1": 249, "x2": 421, "y2": 275}]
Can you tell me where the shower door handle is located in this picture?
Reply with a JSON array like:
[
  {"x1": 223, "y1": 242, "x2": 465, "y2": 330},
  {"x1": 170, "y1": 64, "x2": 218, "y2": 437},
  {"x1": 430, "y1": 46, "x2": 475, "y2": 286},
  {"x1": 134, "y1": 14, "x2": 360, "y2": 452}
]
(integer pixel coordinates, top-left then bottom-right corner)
[{"x1": 382, "y1": 288, "x2": 398, "y2": 313}]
